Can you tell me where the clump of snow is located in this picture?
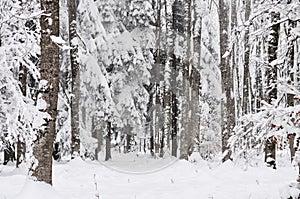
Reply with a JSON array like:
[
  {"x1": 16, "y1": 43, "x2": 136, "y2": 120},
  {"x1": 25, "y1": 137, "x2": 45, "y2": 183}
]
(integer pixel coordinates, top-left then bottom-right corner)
[{"x1": 50, "y1": 35, "x2": 65, "y2": 45}]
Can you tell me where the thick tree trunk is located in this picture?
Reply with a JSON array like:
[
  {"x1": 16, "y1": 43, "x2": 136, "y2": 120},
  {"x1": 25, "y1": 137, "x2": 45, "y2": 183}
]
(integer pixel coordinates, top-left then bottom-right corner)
[
  {"x1": 219, "y1": 0, "x2": 234, "y2": 162},
  {"x1": 68, "y1": 0, "x2": 80, "y2": 158},
  {"x1": 31, "y1": 0, "x2": 59, "y2": 185},
  {"x1": 180, "y1": 0, "x2": 193, "y2": 160},
  {"x1": 191, "y1": 0, "x2": 202, "y2": 153}
]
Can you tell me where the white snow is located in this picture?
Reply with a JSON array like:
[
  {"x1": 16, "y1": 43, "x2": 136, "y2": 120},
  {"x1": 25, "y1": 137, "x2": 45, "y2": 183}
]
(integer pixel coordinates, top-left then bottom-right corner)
[
  {"x1": 0, "y1": 153, "x2": 299, "y2": 199},
  {"x1": 50, "y1": 35, "x2": 66, "y2": 45}
]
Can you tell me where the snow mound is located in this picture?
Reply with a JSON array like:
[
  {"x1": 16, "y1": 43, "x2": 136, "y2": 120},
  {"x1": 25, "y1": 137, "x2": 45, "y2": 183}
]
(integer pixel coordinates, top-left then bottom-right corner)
[{"x1": 14, "y1": 180, "x2": 66, "y2": 199}]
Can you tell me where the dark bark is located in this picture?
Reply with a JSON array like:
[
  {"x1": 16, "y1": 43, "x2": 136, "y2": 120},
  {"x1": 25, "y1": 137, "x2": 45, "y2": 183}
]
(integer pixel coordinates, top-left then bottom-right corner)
[
  {"x1": 31, "y1": 0, "x2": 60, "y2": 185},
  {"x1": 219, "y1": 0, "x2": 234, "y2": 162},
  {"x1": 4, "y1": 142, "x2": 15, "y2": 165},
  {"x1": 243, "y1": 0, "x2": 251, "y2": 115},
  {"x1": 17, "y1": 63, "x2": 27, "y2": 168},
  {"x1": 126, "y1": 133, "x2": 132, "y2": 153},
  {"x1": 264, "y1": 137, "x2": 276, "y2": 169},
  {"x1": 288, "y1": 133, "x2": 296, "y2": 162},
  {"x1": 266, "y1": 11, "x2": 280, "y2": 104},
  {"x1": 171, "y1": 93, "x2": 178, "y2": 157},
  {"x1": 255, "y1": 39, "x2": 263, "y2": 112},
  {"x1": 105, "y1": 121, "x2": 112, "y2": 161},
  {"x1": 264, "y1": 10, "x2": 280, "y2": 169}
]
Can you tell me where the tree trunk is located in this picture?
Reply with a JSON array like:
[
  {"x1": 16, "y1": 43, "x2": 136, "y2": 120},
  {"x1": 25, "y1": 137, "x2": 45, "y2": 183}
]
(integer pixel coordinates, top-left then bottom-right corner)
[
  {"x1": 191, "y1": 0, "x2": 202, "y2": 154},
  {"x1": 219, "y1": 0, "x2": 234, "y2": 162},
  {"x1": 242, "y1": 0, "x2": 252, "y2": 115},
  {"x1": 161, "y1": 0, "x2": 173, "y2": 158},
  {"x1": 31, "y1": 0, "x2": 60, "y2": 185},
  {"x1": 154, "y1": 0, "x2": 162, "y2": 156},
  {"x1": 105, "y1": 121, "x2": 112, "y2": 161},
  {"x1": 171, "y1": 92, "x2": 178, "y2": 157},
  {"x1": 68, "y1": 0, "x2": 80, "y2": 158},
  {"x1": 285, "y1": 0, "x2": 296, "y2": 166},
  {"x1": 4, "y1": 142, "x2": 15, "y2": 165},
  {"x1": 180, "y1": 0, "x2": 193, "y2": 160},
  {"x1": 264, "y1": 10, "x2": 280, "y2": 169},
  {"x1": 17, "y1": 63, "x2": 27, "y2": 168}
]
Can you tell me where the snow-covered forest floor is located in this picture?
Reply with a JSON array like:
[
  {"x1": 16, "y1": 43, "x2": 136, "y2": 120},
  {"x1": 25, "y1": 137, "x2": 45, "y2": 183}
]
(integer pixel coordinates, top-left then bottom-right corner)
[{"x1": 0, "y1": 152, "x2": 299, "y2": 199}]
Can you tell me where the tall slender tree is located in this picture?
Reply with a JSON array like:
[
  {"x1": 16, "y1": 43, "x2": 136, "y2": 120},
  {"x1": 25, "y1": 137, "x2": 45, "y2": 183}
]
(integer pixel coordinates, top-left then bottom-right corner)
[
  {"x1": 219, "y1": 0, "x2": 234, "y2": 162},
  {"x1": 68, "y1": 0, "x2": 80, "y2": 158},
  {"x1": 242, "y1": 0, "x2": 252, "y2": 115},
  {"x1": 264, "y1": 9, "x2": 280, "y2": 169},
  {"x1": 180, "y1": 0, "x2": 193, "y2": 160}
]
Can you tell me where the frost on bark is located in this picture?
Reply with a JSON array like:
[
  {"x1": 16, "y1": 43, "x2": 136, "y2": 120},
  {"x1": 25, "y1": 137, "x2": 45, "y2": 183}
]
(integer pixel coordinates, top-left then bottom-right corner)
[
  {"x1": 161, "y1": 0, "x2": 173, "y2": 157},
  {"x1": 219, "y1": 0, "x2": 234, "y2": 162},
  {"x1": 191, "y1": 0, "x2": 202, "y2": 148},
  {"x1": 264, "y1": 10, "x2": 280, "y2": 169},
  {"x1": 31, "y1": 0, "x2": 59, "y2": 185},
  {"x1": 179, "y1": 0, "x2": 194, "y2": 160},
  {"x1": 68, "y1": 0, "x2": 80, "y2": 158}
]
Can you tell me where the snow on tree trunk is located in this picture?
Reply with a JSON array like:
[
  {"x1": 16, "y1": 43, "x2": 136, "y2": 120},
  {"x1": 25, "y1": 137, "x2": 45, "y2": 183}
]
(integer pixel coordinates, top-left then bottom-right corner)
[
  {"x1": 191, "y1": 0, "x2": 202, "y2": 154},
  {"x1": 161, "y1": 0, "x2": 173, "y2": 158},
  {"x1": 31, "y1": 0, "x2": 60, "y2": 185},
  {"x1": 68, "y1": 0, "x2": 80, "y2": 158},
  {"x1": 264, "y1": 9, "x2": 280, "y2": 169},
  {"x1": 242, "y1": 0, "x2": 252, "y2": 115},
  {"x1": 219, "y1": 0, "x2": 235, "y2": 162},
  {"x1": 180, "y1": 0, "x2": 194, "y2": 160},
  {"x1": 17, "y1": 62, "x2": 27, "y2": 168}
]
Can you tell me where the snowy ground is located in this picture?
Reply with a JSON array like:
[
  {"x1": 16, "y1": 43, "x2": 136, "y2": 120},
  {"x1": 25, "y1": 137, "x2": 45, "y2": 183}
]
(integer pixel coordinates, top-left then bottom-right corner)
[{"x1": 0, "y1": 152, "x2": 299, "y2": 199}]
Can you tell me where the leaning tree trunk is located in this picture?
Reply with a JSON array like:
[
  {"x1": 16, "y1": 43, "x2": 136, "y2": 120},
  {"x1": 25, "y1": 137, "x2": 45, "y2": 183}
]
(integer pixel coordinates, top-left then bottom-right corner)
[
  {"x1": 68, "y1": 0, "x2": 80, "y2": 158},
  {"x1": 31, "y1": 0, "x2": 59, "y2": 185}
]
